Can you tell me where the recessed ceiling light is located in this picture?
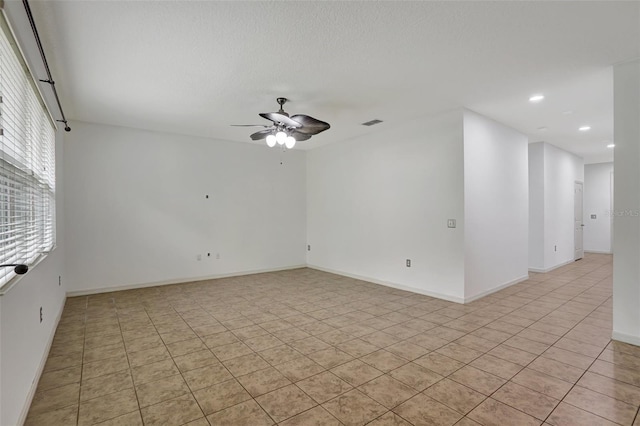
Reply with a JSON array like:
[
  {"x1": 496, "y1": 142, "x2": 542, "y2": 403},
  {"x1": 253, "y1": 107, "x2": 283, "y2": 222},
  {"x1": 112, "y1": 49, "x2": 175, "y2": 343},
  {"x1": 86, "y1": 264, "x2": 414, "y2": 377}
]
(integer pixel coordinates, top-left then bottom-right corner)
[
  {"x1": 607, "y1": 144, "x2": 615, "y2": 148},
  {"x1": 579, "y1": 126, "x2": 591, "y2": 131},
  {"x1": 529, "y1": 94, "x2": 544, "y2": 102}
]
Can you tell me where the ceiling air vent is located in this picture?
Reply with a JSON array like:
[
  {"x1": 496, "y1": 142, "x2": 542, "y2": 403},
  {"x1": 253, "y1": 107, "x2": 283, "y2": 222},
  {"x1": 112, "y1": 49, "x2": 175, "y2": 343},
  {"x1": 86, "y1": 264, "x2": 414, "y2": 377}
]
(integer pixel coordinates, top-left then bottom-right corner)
[{"x1": 362, "y1": 119, "x2": 383, "y2": 127}]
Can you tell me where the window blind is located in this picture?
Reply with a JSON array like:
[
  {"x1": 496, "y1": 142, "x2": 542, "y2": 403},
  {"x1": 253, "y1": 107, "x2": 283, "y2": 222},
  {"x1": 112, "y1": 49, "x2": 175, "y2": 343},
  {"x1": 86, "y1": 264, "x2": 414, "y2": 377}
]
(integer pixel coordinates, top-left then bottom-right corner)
[{"x1": 0, "y1": 14, "x2": 56, "y2": 289}]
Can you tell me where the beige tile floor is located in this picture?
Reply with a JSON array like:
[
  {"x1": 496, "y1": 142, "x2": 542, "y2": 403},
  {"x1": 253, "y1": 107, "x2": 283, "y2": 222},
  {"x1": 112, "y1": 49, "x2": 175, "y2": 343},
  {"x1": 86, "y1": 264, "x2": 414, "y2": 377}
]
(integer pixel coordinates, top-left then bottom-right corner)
[{"x1": 25, "y1": 253, "x2": 640, "y2": 425}]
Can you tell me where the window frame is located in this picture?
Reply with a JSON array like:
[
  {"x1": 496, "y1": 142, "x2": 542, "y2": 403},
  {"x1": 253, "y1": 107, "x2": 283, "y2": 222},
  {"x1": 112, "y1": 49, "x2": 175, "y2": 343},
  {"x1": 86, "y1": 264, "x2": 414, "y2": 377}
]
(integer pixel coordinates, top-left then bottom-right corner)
[{"x1": 0, "y1": 10, "x2": 57, "y2": 295}]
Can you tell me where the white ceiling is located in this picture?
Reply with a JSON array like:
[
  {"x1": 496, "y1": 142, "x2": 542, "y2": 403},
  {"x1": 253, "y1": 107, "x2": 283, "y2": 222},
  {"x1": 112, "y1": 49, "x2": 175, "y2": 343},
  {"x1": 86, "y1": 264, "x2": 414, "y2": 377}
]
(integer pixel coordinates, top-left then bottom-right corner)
[{"x1": 11, "y1": 1, "x2": 640, "y2": 163}]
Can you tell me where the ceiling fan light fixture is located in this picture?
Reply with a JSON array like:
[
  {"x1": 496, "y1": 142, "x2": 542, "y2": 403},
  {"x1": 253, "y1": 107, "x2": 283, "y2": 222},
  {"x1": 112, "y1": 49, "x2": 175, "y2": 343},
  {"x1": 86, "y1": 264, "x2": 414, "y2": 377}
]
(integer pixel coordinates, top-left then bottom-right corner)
[
  {"x1": 285, "y1": 136, "x2": 296, "y2": 149},
  {"x1": 276, "y1": 131, "x2": 287, "y2": 145},
  {"x1": 266, "y1": 134, "x2": 277, "y2": 147}
]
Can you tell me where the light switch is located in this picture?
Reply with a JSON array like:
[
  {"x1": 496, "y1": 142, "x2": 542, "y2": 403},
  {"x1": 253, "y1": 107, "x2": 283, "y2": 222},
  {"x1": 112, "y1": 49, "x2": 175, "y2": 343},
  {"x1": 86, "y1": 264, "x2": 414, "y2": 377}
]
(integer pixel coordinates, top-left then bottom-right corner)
[
  {"x1": 447, "y1": 219, "x2": 456, "y2": 228},
  {"x1": 590, "y1": 214, "x2": 597, "y2": 219}
]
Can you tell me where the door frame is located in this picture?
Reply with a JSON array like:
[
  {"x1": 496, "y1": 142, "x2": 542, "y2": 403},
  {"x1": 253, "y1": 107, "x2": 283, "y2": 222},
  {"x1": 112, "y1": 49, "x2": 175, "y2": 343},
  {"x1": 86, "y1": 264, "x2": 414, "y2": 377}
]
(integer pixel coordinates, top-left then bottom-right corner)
[{"x1": 574, "y1": 180, "x2": 584, "y2": 260}]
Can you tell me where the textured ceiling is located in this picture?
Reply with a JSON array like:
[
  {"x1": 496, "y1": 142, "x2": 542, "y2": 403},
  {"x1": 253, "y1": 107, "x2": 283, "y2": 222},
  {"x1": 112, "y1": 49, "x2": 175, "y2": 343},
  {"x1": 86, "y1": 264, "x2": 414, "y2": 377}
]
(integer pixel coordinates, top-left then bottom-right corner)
[{"x1": 7, "y1": 1, "x2": 640, "y2": 163}]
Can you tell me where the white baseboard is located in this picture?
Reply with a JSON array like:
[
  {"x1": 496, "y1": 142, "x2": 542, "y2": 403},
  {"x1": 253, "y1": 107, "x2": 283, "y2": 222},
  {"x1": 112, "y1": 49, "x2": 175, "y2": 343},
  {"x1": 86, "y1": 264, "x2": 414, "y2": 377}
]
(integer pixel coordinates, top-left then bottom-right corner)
[
  {"x1": 528, "y1": 259, "x2": 575, "y2": 273},
  {"x1": 17, "y1": 295, "x2": 66, "y2": 426},
  {"x1": 612, "y1": 331, "x2": 640, "y2": 347},
  {"x1": 463, "y1": 274, "x2": 530, "y2": 304},
  {"x1": 66, "y1": 264, "x2": 307, "y2": 297},
  {"x1": 306, "y1": 264, "x2": 465, "y2": 304},
  {"x1": 585, "y1": 250, "x2": 612, "y2": 255}
]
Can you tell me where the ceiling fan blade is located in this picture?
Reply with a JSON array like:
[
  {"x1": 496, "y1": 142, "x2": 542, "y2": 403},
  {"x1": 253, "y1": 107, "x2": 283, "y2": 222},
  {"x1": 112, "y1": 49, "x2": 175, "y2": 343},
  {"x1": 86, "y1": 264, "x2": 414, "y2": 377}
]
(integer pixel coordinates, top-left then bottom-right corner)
[
  {"x1": 231, "y1": 124, "x2": 271, "y2": 127},
  {"x1": 290, "y1": 115, "x2": 330, "y2": 135},
  {"x1": 250, "y1": 129, "x2": 274, "y2": 140},
  {"x1": 259, "y1": 112, "x2": 302, "y2": 128},
  {"x1": 290, "y1": 131, "x2": 312, "y2": 142}
]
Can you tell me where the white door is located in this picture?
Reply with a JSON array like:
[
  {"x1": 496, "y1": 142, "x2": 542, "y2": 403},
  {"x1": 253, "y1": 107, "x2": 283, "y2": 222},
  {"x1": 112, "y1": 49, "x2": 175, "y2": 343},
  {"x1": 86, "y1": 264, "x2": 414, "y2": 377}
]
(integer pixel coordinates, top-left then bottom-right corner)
[{"x1": 575, "y1": 181, "x2": 584, "y2": 260}]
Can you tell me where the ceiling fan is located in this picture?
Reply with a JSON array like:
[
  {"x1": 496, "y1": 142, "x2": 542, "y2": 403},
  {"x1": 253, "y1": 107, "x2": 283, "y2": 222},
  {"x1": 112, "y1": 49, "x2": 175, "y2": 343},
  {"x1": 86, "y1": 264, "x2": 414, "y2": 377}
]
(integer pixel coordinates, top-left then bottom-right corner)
[{"x1": 233, "y1": 98, "x2": 330, "y2": 148}]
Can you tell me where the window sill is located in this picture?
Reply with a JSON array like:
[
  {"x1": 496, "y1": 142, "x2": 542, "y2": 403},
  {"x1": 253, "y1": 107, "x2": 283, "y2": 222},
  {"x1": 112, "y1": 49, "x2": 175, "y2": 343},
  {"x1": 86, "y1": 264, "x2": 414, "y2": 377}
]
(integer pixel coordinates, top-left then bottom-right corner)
[{"x1": 0, "y1": 246, "x2": 56, "y2": 296}]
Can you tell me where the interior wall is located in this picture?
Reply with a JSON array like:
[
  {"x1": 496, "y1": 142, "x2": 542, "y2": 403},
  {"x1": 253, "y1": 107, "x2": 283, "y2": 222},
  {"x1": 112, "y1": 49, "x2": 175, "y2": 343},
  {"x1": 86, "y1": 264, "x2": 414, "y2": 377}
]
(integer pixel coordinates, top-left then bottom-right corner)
[
  {"x1": 543, "y1": 143, "x2": 584, "y2": 269},
  {"x1": 528, "y1": 142, "x2": 584, "y2": 272},
  {"x1": 528, "y1": 143, "x2": 545, "y2": 270},
  {"x1": 463, "y1": 110, "x2": 529, "y2": 301},
  {"x1": 584, "y1": 162, "x2": 613, "y2": 253},
  {"x1": 64, "y1": 121, "x2": 307, "y2": 294},
  {"x1": 613, "y1": 59, "x2": 640, "y2": 346},
  {"x1": 1, "y1": 129, "x2": 66, "y2": 426},
  {"x1": 306, "y1": 110, "x2": 466, "y2": 302}
]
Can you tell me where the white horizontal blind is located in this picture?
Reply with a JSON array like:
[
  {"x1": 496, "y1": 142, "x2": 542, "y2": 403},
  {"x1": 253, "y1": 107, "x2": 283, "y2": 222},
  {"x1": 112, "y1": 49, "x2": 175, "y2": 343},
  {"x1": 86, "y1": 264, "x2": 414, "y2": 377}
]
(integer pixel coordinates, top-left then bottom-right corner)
[{"x1": 0, "y1": 16, "x2": 56, "y2": 288}]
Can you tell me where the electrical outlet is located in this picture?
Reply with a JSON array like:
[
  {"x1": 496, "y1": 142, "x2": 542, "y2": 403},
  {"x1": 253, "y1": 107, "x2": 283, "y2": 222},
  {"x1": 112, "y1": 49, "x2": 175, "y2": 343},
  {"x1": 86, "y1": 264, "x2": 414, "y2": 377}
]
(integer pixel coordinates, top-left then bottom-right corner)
[
  {"x1": 447, "y1": 219, "x2": 456, "y2": 228},
  {"x1": 197, "y1": 254, "x2": 202, "y2": 261},
  {"x1": 39, "y1": 307, "x2": 43, "y2": 323},
  {"x1": 58, "y1": 275, "x2": 61, "y2": 286},
  {"x1": 406, "y1": 259, "x2": 411, "y2": 267},
  {"x1": 307, "y1": 245, "x2": 311, "y2": 251},
  {"x1": 591, "y1": 214, "x2": 597, "y2": 219},
  {"x1": 554, "y1": 245, "x2": 557, "y2": 252}
]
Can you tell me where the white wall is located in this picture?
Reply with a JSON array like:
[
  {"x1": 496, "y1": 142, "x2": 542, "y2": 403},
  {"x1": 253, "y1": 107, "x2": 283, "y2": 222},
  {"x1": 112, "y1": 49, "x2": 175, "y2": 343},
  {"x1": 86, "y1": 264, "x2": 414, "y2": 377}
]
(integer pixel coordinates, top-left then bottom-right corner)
[
  {"x1": 584, "y1": 162, "x2": 613, "y2": 253},
  {"x1": 528, "y1": 143, "x2": 545, "y2": 270},
  {"x1": 463, "y1": 110, "x2": 529, "y2": 301},
  {"x1": 544, "y1": 143, "x2": 584, "y2": 269},
  {"x1": 613, "y1": 59, "x2": 640, "y2": 346},
  {"x1": 528, "y1": 142, "x2": 584, "y2": 272},
  {"x1": 307, "y1": 110, "x2": 466, "y2": 302},
  {"x1": 64, "y1": 121, "x2": 307, "y2": 293},
  {"x1": 1, "y1": 129, "x2": 66, "y2": 426}
]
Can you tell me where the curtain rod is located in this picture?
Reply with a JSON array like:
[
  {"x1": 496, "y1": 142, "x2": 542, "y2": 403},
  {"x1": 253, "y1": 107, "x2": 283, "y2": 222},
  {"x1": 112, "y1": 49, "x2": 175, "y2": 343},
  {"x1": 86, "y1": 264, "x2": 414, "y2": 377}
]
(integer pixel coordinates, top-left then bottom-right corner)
[{"x1": 23, "y1": 0, "x2": 70, "y2": 132}]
